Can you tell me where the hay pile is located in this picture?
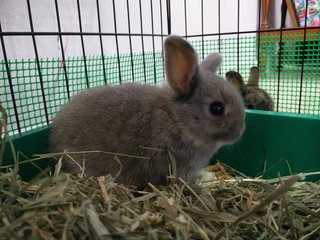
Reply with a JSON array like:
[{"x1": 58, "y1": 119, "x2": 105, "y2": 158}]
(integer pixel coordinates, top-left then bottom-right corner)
[
  {"x1": 1, "y1": 155, "x2": 320, "y2": 240},
  {"x1": 1, "y1": 106, "x2": 320, "y2": 239}
]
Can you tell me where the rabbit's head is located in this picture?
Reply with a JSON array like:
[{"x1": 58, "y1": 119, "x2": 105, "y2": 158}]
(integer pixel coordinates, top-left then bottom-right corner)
[
  {"x1": 226, "y1": 67, "x2": 274, "y2": 111},
  {"x1": 242, "y1": 87, "x2": 274, "y2": 110},
  {"x1": 165, "y1": 36, "x2": 245, "y2": 146}
]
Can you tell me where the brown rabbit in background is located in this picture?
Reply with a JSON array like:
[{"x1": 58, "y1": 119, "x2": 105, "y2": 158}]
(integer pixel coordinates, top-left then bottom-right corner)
[
  {"x1": 50, "y1": 35, "x2": 245, "y2": 190},
  {"x1": 226, "y1": 67, "x2": 274, "y2": 111}
]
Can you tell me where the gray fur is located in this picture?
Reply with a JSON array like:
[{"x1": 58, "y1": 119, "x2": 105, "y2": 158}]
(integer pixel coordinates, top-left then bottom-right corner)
[
  {"x1": 226, "y1": 67, "x2": 274, "y2": 111},
  {"x1": 50, "y1": 35, "x2": 245, "y2": 189}
]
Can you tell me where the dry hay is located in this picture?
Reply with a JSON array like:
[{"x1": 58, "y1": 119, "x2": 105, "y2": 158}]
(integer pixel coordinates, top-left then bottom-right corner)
[
  {"x1": 1, "y1": 107, "x2": 320, "y2": 240},
  {"x1": 1, "y1": 152, "x2": 320, "y2": 240}
]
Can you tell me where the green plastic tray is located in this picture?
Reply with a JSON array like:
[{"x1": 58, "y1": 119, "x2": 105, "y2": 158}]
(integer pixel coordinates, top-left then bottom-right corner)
[
  {"x1": 215, "y1": 110, "x2": 320, "y2": 181},
  {"x1": 2, "y1": 111, "x2": 320, "y2": 181}
]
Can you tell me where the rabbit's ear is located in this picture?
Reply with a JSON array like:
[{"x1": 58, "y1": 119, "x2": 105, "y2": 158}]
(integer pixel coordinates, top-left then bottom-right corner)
[
  {"x1": 225, "y1": 71, "x2": 244, "y2": 92},
  {"x1": 200, "y1": 53, "x2": 222, "y2": 73},
  {"x1": 164, "y1": 35, "x2": 198, "y2": 96},
  {"x1": 247, "y1": 67, "x2": 260, "y2": 86}
]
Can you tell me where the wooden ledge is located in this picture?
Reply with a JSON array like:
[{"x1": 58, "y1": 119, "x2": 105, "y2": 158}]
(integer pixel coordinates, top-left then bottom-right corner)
[{"x1": 259, "y1": 28, "x2": 320, "y2": 40}]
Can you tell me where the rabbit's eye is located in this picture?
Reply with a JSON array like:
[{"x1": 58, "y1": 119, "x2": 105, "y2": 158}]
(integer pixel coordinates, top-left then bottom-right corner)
[{"x1": 210, "y1": 102, "x2": 224, "y2": 116}]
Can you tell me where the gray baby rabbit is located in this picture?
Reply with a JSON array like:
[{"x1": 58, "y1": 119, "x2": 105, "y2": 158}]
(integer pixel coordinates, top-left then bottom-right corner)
[
  {"x1": 50, "y1": 35, "x2": 245, "y2": 189},
  {"x1": 226, "y1": 67, "x2": 274, "y2": 111}
]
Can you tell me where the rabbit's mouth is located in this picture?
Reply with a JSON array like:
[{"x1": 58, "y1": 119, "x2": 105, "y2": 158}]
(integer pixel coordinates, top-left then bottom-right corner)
[{"x1": 213, "y1": 125, "x2": 245, "y2": 143}]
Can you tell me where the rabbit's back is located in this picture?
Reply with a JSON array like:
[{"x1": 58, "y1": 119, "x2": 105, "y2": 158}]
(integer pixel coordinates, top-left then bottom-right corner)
[
  {"x1": 51, "y1": 84, "x2": 167, "y2": 149},
  {"x1": 50, "y1": 83, "x2": 198, "y2": 187},
  {"x1": 50, "y1": 81, "x2": 234, "y2": 187}
]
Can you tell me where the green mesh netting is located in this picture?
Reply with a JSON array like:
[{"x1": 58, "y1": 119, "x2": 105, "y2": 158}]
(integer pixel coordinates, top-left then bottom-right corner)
[
  {"x1": 1, "y1": 34, "x2": 319, "y2": 136},
  {"x1": 259, "y1": 33, "x2": 320, "y2": 114},
  {"x1": 0, "y1": 52, "x2": 164, "y2": 135}
]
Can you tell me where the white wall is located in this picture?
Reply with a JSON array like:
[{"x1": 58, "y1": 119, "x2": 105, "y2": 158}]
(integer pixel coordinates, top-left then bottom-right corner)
[
  {"x1": 170, "y1": 0, "x2": 259, "y2": 36},
  {"x1": 1, "y1": 0, "x2": 262, "y2": 60}
]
